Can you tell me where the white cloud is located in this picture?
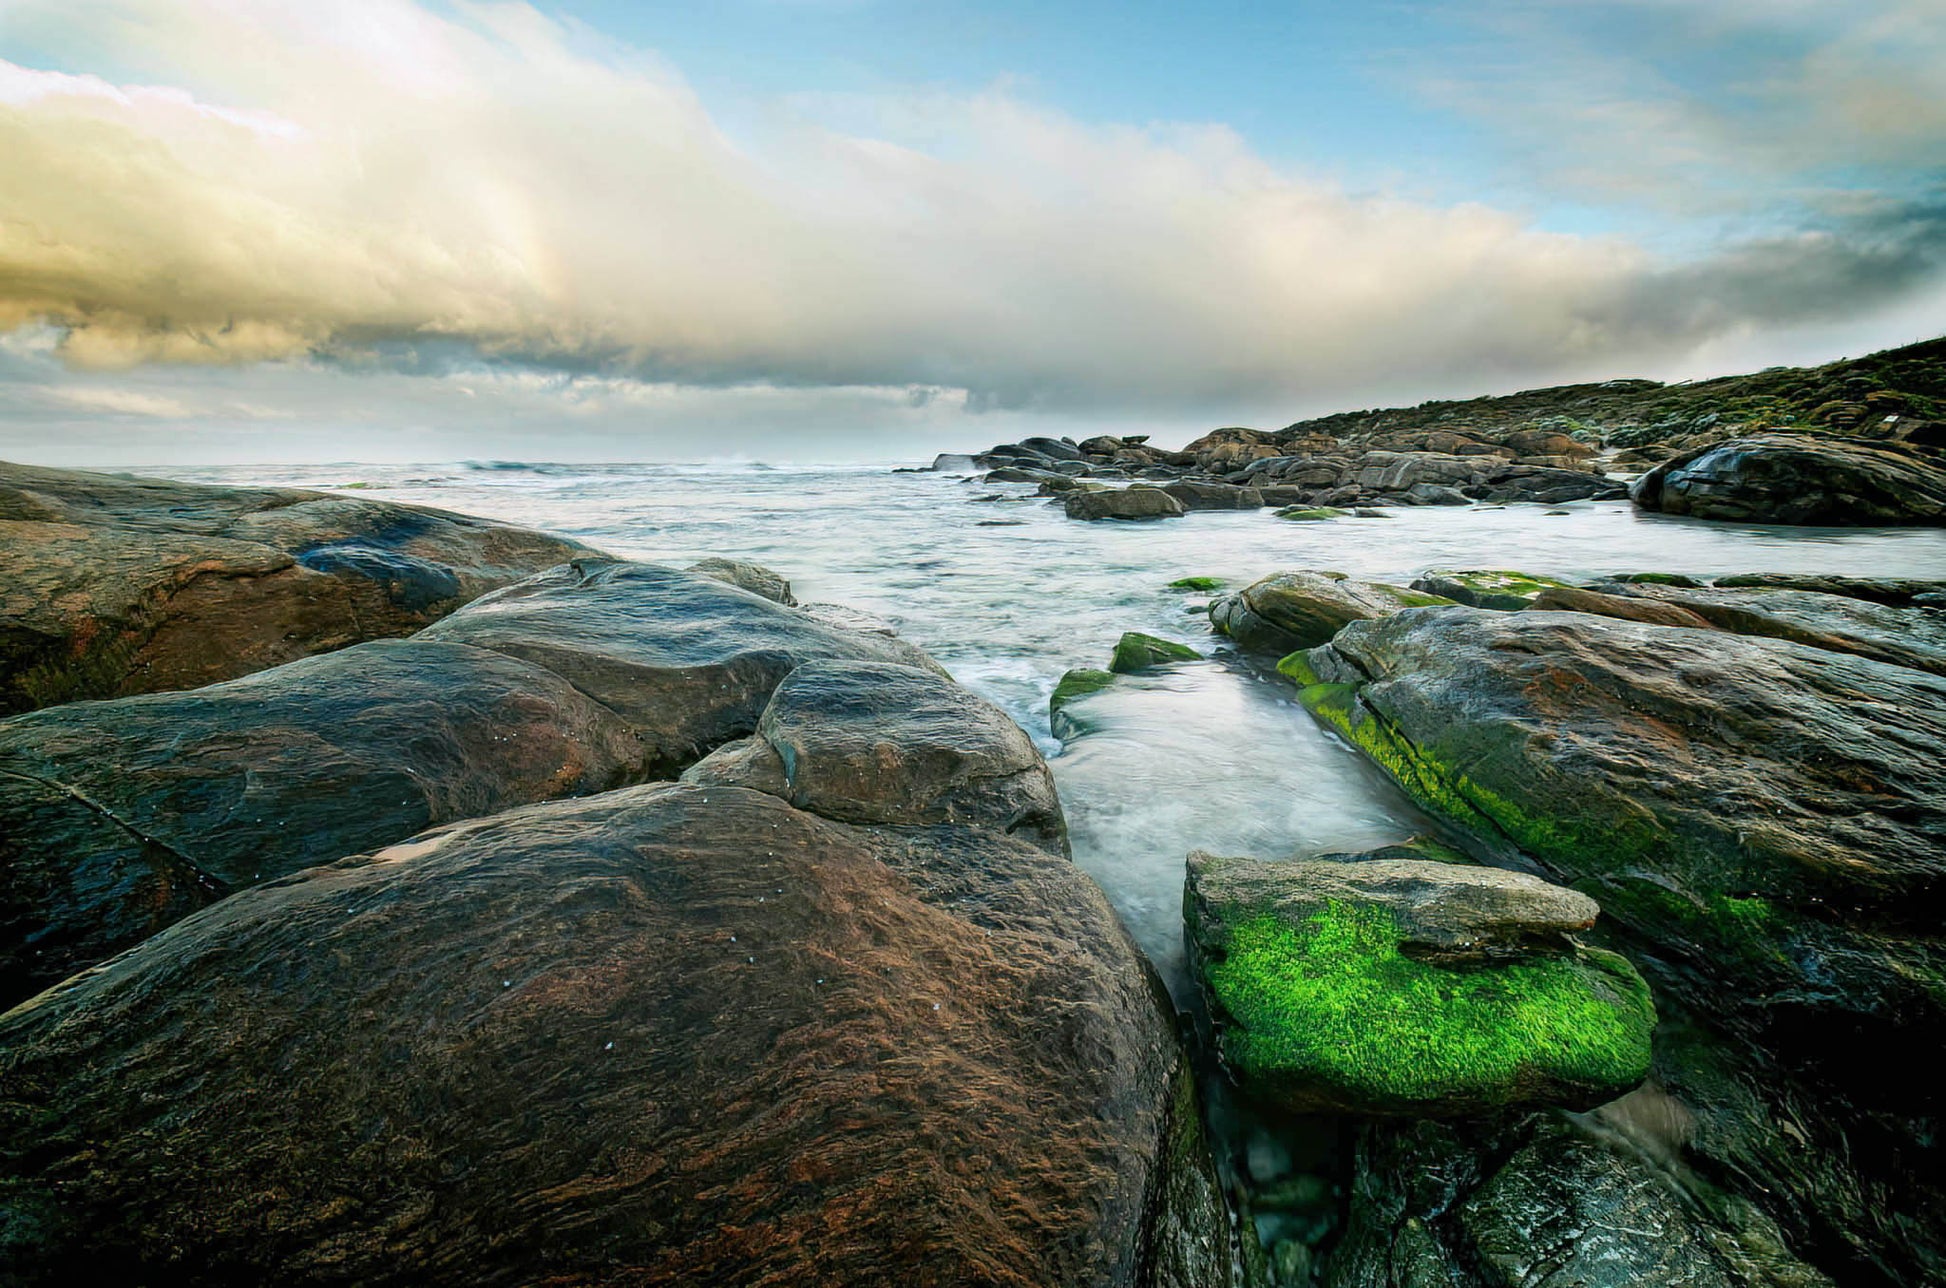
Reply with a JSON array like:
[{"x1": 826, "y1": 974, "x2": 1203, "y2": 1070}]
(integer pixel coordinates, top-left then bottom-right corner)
[
  {"x1": 42, "y1": 386, "x2": 193, "y2": 417},
  {"x1": 0, "y1": 0, "x2": 1938, "y2": 431}
]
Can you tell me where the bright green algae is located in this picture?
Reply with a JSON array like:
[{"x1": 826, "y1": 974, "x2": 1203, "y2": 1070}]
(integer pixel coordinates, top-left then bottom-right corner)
[
  {"x1": 1168, "y1": 576, "x2": 1226, "y2": 592},
  {"x1": 1207, "y1": 902, "x2": 1655, "y2": 1110},
  {"x1": 1110, "y1": 632, "x2": 1200, "y2": 673}
]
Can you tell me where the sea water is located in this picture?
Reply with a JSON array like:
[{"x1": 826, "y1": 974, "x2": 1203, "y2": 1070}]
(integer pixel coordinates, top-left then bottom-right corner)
[{"x1": 159, "y1": 460, "x2": 1946, "y2": 997}]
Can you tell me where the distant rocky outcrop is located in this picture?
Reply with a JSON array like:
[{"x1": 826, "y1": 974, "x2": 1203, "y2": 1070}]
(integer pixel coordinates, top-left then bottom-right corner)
[
  {"x1": 0, "y1": 460, "x2": 596, "y2": 713},
  {"x1": 1630, "y1": 433, "x2": 1946, "y2": 525}
]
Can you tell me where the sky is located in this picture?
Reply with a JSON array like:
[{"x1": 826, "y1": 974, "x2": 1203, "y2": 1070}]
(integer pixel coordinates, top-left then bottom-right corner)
[{"x1": 1, "y1": 0, "x2": 1943, "y2": 463}]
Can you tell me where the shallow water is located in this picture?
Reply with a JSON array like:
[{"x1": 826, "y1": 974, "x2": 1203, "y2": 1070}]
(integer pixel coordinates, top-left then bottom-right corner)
[{"x1": 160, "y1": 459, "x2": 1946, "y2": 997}]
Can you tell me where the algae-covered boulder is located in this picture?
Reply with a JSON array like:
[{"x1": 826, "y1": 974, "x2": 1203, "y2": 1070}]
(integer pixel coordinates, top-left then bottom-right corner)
[
  {"x1": 1185, "y1": 852, "x2": 1654, "y2": 1116},
  {"x1": 1630, "y1": 433, "x2": 1946, "y2": 525},
  {"x1": 1167, "y1": 576, "x2": 1226, "y2": 593},
  {"x1": 681, "y1": 660, "x2": 1067, "y2": 855},
  {"x1": 0, "y1": 782, "x2": 1230, "y2": 1287},
  {"x1": 0, "y1": 460, "x2": 597, "y2": 713},
  {"x1": 1049, "y1": 668, "x2": 1117, "y2": 742},
  {"x1": 1110, "y1": 632, "x2": 1201, "y2": 673},
  {"x1": 1408, "y1": 568, "x2": 1572, "y2": 610},
  {"x1": 1272, "y1": 506, "x2": 1346, "y2": 521},
  {"x1": 1209, "y1": 571, "x2": 1451, "y2": 655},
  {"x1": 1064, "y1": 487, "x2": 1185, "y2": 521}
]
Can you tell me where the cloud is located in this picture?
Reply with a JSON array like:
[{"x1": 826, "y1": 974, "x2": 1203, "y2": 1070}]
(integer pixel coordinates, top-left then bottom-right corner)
[
  {"x1": 41, "y1": 386, "x2": 193, "y2": 417},
  {"x1": 0, "y1": 0, "x2": 1941, "y2": 422}
]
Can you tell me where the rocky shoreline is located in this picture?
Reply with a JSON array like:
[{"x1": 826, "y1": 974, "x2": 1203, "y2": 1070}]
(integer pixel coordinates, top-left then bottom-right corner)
[{"x1": 3, "y1": 455, "x2": 1944, "y2": 1286}]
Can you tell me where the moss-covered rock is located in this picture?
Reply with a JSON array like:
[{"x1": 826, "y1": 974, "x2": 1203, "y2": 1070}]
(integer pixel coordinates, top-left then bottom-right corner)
[
  {"x1": 1167, "y1": 576, "x2": 1226, "y2": 592},
  {"x1": 1185, "y1": 852, "x2": 1654, "y2": 1116},
  {"x1": 1209, "y1": 571, "x2": 1452, "y2": 655},
  {"x1": 1408, "y1": 568, "x2": 1573, "y2": 610},
  {"x1": 1109, "y1": 631, "x2": 1200, "y2": 673},
  {"x1": 1272, "y1": 506, "x2": 1347, "y2": 521},
  {"x1": 1049, "y1": 667, "x2": 1116, "y2": 741}
]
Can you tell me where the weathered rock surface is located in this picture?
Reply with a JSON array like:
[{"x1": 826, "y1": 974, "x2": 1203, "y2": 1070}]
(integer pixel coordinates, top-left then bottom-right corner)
[
  {"x1": 1563, "y1": 579, "x2": 1946, "y2": 676},
  {"x1": 682, "y1": 660, "x2": 1067, "y2": 854},
  {"x1": 1064, "y1": 488, "x2": 1186, "y2": 521},
  {"x1": 1186, "y1": 853, "x2": 1652, "y2": 1116},
  {"x1": 1209, "y1": 572, "x2": 1451, "y2": 655},
  {"x1": 1291, "y1": 607, "x2": 1946, "y2": 1279},
  {"x1": 0, "y1": 559, "x2": 944, "y2": 1004},
  {"x1": 685, "y1": 556, "x2": 797, "y2": 605},
  {"x1": 0, "y1": 460, "x2": 595, "y2": 713},
  {"x1": 1049, "y1": 668, "x2": 1118, "y2": 742},
  {"x1": 0, "y1": 782, "x2": 1228, "y2": 1287},
  {"x1": 1631, "y1": 433, "x2": 1946, "y2": 525}
]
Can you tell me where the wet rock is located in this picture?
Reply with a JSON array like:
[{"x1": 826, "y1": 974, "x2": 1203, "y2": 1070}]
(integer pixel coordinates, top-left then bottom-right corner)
[
  {"x1": 1273, "y1": 506, "x2": 1348, "y2": 521},
  {"x1": 1706, "y1": 573, "x2": 1946, "y2": 605},
  {"x1": 1572, "y1": 579, "x2": 1946, "y2": 677},
  {"x1": 985, "y1": 465, "x2": 1071, "y2": 485},
  {"x1": 1526, "y1": 584, "x2": 1716, "y2": 630},
  {"x1": 0, "y1": 560, "x2": 941, "y2": 1004},
  {"x1": 1049, "y1": 668, "x2": 1118, "y2": 742},
  {"x1": 1109, "y1": 632, "x2": 1201, "y2": 673},
  {"x1": 1407, "y1": 569, "x2": 1572, "y2": 610},
  {"x1": 1631, "y1": 433, "x2": 1946, "y2": 525},
  {"x1": 0, "y1": 460, "x2": 596, "y2": 713},
  {"x1": 1185, "y1": 852, "x2": 1652, "y2": 1116},
  {"x1": 1291, "y1": 607, "x2": 1946, "y2": 1278},
  {"x1": 1064, "y1": 488, "x2": 1186, "y2": 521},
  {"x1": 1160, "y1": 482, "x2": 1264, "y2": 510},
  {"x1": 684, "y1": 556, "x2": 797, "y2": 605},
  {"x1": 0, "y1": 782, "x2": 1227, "y2": 1286},
  {"x1": 1209, "y1": 571, "x2": 1451, "y2": 655},
  {"x1": 681, "y1": 660, "x2": 1067, "y2": 854}
]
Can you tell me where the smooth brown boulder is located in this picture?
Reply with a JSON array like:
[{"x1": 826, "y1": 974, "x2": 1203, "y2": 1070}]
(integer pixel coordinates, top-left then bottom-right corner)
[
  {"x1": 0, "y1": 560, "x2": 945, "y2": 1004},
  {"x1": 0, "y1": 781, "x2": 1229, "y2": 1287},
  {"x1": 1063, "y1": 488, "x2": 1185, "y2": 521},
  {"x1": 1208, "y1": 570, "x2": 1451, "y2": 654},
  {"x1": 0, "y1": 460, "x2": 596, "y2": 712}
]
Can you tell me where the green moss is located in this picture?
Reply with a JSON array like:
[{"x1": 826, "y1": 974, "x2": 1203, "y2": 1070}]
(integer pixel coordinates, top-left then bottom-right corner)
[
  {"x1": 1587, "y1": 879, "x2": 1792, "y2": 974},
  {"x1": 1110, "y1": 632, "x2": 1200, "y2": 673},
  {"x1": 1050, "y1": 668, "x2": 1116, "y2": 716},
  {"x1": 1274, "y1": 506, "x2": 1347, "y2": 521},
  {"x1": 1275, "y1": 651, "x2": 1320, "y2": 686},
  {"x1": 1373, "y1": 586, "x2": 1455, "y2": 609},
  {"x1": 1206, "y1": 903, "x2": 1654, "y2": 1108},
  {"x1": 1168, "y1": 576, "x2": 1226, "y2": 592}
]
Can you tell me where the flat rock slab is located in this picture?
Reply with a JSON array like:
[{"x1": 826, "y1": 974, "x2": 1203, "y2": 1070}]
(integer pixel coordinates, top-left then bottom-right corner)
[
  {"x1": 1063, "y1": 488, "x2": 1185, "y2": 521},
  {"x1": 0, "y1": 460, "x2": 595, "y2": 711},
  {"x1": 0, "y1": 783, "x2": 1227, "y2": 1287},
  {"x1": 1630, "y1": 433, "x2": 1946, "y2": 525},
  {"x1": 1185, "y1": 853, "x2": 1651, "y2": 1116}
]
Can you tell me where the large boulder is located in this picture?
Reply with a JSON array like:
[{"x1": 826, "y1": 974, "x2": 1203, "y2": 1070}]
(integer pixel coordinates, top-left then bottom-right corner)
[
  {"x1": 1158, "y1": 482, "x2": 1263, "y2": 511},
  {"x1": 0, "y1": 560, "x2": 943, "y2": 1004},
  {"x1": 1064, "y1": 488, "x2": 1185, "y2": 521},
  {"x1": 1409, "y1": 569, "x2": 1573, "y2": 611},
  {"x1": 0, "y1": 460, "x2": 596, "y2": 713},
  {"x1": 1209, "y1": 571, "x2": 1451, "y2": 654},
  {"x1": 681, "y1": 660, "x2": 1067, "y2": 854},
  {"x1": 1185, "y1": 853, "x2": 1653, "y2": 1116},
  {"x1": 1289, "y1": 607, "x2": 1946, "y2": 1278},
  {"x1": 0, "y1": 782, "x2": 1229, "y2": 1286},
  {"x1": 1630, "y1": 433, "x2": 1946, "y2": 525}
]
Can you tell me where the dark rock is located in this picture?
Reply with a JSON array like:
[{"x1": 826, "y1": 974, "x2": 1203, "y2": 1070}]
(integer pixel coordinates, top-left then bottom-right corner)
[
  {"x1": 1159, "y1": 482, "x2": 1264, "y2": 510},
  {"x1": 1708, "y1": 573, "x2": 1946, "y2": 606},
  {"x1": 1631, "y1": 433, "x2": 1946, "y2": 525},
  {"x1": 1019, "y1": 435, "x2": 1087, "y2": 462},
  {"x1": 1273, "y1": 506, "x2": 1347, "y2": 521},
  {"x1": 681, "y1": 660, "x2": 1066, "y2": 854},
  {"x1": 1186, "y1": 852, "x2": 1652, "y2": 1116},
  {"x1": 1575, "y1": 579, "x2": 1946, "y2": 676},
  {"x1": 1109, "y1": 632, "x2": 1200, "y2": 673},
  {"x1": 0, "y1": 460, "x2": 595, "y2": 713},
  {"x1": 1209, "y1": 571, "x2": 1452, "y2": 655},
  {"x1": 929, "y1": 452, "x2": 977, "y2": 471},
  {"x1": 1400, "y1": 483, "x2": 1471, "y2": 506},
  {"x1": 1063, "y1": 488, "x2": 1185, "y2": 521},
  {"x1": 0, "y1": 782, "x2": 1227, "y2": 1286},
  {"x1": 984, "y1": 465, "x2": 1070, "y2": 485},
  {"x1": 685, "y1": 556, "x2": 797, "y2": 605},
  {"x1": 1049, "y1": 668, "x2": 1117, "y2": 742}
]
